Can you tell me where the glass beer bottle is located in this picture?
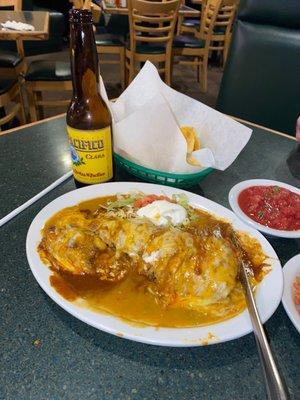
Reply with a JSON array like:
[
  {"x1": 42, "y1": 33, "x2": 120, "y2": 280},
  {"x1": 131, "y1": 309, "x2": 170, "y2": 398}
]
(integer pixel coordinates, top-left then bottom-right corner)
[{"x1": 67, "y1": 9, "x2": 113, "y2": 187}]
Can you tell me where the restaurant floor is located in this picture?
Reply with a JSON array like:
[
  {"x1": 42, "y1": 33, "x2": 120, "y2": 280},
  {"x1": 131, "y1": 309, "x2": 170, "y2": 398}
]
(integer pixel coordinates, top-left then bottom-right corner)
[{"x1": 26, "y1": 49, "x2": 223, "y2": 119}]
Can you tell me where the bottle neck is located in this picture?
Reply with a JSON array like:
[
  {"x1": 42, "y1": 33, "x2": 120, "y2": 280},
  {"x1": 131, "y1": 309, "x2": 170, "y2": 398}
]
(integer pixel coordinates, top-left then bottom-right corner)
[{"x1": 69, "y1": 17, "x2": 99, "y2": 98}]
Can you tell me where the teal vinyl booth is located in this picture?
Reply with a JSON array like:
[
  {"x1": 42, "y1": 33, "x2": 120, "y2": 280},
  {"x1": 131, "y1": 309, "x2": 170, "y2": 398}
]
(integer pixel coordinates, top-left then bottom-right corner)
[{"x1": 216, "y1": 0, "x2": 300, "y2": 136}]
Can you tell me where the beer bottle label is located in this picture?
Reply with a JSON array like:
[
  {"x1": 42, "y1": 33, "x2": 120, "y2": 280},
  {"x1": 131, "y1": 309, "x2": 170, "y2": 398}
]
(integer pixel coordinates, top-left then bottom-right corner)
[{"x1": 67, "y1": 125, "x2": 113, "y2": 184}]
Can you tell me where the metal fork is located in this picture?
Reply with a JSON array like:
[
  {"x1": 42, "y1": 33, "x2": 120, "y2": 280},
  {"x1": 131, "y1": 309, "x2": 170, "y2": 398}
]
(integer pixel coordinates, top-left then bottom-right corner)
[{"x1": 239, "y1": 260, "x2": 289, "y2": 400}]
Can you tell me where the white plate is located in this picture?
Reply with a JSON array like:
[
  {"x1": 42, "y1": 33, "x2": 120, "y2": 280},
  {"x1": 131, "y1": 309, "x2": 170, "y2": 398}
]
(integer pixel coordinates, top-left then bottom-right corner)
[
  {"x1": 228, "y1": 179, "x2": 300, "y2": 239},
  {"x1": 282, "y1": 254, "x2": 300, "y2": 333},
  {"x1": 26, "y1": 182, "x2": 283, "y2": 347}
]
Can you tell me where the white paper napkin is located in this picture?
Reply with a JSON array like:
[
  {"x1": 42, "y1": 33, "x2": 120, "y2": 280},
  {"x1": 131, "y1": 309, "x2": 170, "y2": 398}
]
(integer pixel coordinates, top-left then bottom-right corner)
[
  {"x1": 101, "y1": 61, "x2": 252, "y2": 173},
  {"x1": 1, "y1": 20, "x2": 35, "y2": 31}
]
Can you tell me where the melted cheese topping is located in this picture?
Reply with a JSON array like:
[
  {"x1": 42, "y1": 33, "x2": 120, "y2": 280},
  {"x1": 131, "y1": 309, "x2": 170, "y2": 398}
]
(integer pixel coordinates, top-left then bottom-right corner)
[{"x1": 38, "y1": 195, "x2": 268, "y2": 328}]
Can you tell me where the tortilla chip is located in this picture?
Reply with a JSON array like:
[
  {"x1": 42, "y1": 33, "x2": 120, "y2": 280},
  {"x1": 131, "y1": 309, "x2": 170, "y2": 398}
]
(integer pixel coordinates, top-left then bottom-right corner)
[
  {"x1": 181, "y1": 126, "x2": 202, "y2": 166},
  {"x1": 180, "y1": 126, "x2": 201, "y2": 152},
  {"x1": 180, "y1": 126, "x2": 195, "y2": 153},
  {"x1": 187, "y1": 154, "x2": 201, "y2": 166},
  {"x1": 194, "y1": 135, "x2": 201, "y2": 151}
]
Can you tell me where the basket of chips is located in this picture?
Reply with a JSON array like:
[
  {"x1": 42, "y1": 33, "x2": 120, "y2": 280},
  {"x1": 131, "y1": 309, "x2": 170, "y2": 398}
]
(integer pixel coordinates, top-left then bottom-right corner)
[
  {"x1": 105, "y1": 62, "x2": 252, "y2": 186},
  {"x1": 114, "y1": 153, "x2": 213, "y2": 188}
]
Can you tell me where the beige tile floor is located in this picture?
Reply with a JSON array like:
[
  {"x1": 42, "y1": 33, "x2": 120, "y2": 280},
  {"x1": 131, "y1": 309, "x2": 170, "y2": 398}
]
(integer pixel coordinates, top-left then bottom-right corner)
[{"x1": 24, "y1": 49, "x2": 223, "y2": 120}]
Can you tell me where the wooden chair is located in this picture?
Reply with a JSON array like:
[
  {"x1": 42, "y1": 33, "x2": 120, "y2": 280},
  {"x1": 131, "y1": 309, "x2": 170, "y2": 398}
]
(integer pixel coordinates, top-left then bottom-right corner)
[
  {"x1": 80, "y1": 1, "x2": 126, "y2": 88},
  {"x1": 24, "y1": 60, "x2": 72, "y2": 122},
  {"x1": 172, "y1": 0, "x2": 222, "y2": 92},
  {"x1": 177, "y1": 0, "x2": 238, "y2": 66},
  {"x1": 0, "y1": 0, "x2": 25, "y2": 79},
  {"x1": 25, "y1": 0, "x2": 105, "y2": 122},
  {"x1": 126, "y1": 0, "x2": 181, "y2": 86},
  {"x1": 1, "y1": 0, "x2": 71, "y2": 123},
  {"x1": 95, "y1": 35, "x2": 126, "y2": 88},
  {"x1": 0, "y1": 79, "x2": 26, "y2": 132},
  {"x1": 210, "y1": 0, "x2": 238, "y2": 66},
  {"x1": 177, "y1": 0, "x2": 206, "y2": 36},
  {"x1": 21, "y1": 0, "x2": 73, "y2": 122}
]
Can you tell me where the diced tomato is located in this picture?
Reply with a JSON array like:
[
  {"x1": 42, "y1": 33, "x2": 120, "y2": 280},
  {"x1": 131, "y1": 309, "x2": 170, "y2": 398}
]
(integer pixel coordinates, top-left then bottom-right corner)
[
  {"x1": 238, "y1": 185, "x2": 300, "y2": 231},
  {"x1": 134, "y1": 194, "x2": 171, "y2": 208},
  {"x1": 293, "y1": 277, "x2": 300, "y2": 308},
  {"x1": 293, "y1": 292, "x2": 300, "y2": 305}
]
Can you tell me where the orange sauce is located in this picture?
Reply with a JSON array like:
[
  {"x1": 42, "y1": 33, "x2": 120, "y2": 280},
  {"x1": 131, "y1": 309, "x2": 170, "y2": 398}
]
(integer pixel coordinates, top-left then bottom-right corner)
[
  {"x1": 49, "y1": 270, "x2": 247, "y2": 327},
  {"x1": 79, "y1": 195, "x2": 114, "y2": 211}
]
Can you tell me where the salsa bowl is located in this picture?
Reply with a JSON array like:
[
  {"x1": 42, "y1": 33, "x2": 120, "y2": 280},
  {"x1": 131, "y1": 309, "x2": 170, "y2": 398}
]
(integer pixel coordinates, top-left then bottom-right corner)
[{"x1": 229, "y1": 179, "x2": 300, "y2": 239}]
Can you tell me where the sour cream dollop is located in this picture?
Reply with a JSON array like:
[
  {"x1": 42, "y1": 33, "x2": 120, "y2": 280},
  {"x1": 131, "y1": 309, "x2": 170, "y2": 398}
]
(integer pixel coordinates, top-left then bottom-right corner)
[{"x1": 136, "y1": 200, "x2": 187, "y2": 226}]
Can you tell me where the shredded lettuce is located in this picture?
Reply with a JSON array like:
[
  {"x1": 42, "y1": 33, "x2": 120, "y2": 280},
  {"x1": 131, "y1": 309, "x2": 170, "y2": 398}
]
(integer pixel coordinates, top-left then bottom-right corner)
[
  {"x1": 107, "y1": 196, "x2": 135, "y2": 211},
  {"x1": 107, "y1": 192, "x2": 190, "y2": 212},
  {"x1": 188, "y1": 211, "x2": 199, "y2": 222},
  {"x1": 172, "y1": 193, "x2": 189, "y2": 208}
]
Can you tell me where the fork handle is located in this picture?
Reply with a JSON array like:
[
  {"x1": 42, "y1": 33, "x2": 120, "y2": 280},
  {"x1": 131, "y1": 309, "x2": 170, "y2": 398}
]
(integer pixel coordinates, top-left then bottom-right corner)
[{"x1": 240, "y1": 267, "x2": 289, "y2": 400}]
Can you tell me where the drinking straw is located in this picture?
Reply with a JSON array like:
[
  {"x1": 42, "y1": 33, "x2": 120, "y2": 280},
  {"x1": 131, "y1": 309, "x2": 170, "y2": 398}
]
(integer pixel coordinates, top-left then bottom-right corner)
[{"x1": 0, "y1": 171, "x2": 73, "y2": 228}]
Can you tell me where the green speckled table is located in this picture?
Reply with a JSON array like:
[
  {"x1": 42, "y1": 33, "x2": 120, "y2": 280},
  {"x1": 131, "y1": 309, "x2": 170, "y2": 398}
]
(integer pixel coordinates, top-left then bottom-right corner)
[{"x1": 0, "y1": 115, "x2": 299, "y2": 400}]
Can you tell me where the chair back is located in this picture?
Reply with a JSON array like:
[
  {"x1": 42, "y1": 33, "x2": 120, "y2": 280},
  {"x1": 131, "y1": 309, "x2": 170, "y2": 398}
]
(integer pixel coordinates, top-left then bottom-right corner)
[
  {"x1": 214, "y1": 0, "x2": 238, "y2": 38},
  {"x1": 128, "y1": 0, "x2": 181, "y2": 56},
  {"x1": 199, "y1": 0, "x2": 207, "y2": 14},
  {"x1": 198, "y1": 0, "x2": 222, "y2": 49},
  {"x1": 0, "y1": 0, "x2": 22, "y2": 10}
]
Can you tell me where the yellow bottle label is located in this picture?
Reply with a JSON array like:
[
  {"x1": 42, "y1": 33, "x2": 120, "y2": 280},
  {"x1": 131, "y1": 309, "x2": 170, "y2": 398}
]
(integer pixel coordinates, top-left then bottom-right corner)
[{"x1": 67, "y1": 125, "x2": 113, "y2": 184}]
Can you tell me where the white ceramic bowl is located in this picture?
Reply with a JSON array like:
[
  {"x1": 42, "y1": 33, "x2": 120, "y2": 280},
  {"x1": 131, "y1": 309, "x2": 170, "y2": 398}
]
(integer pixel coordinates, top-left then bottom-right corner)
[
  {"x1": 282, "y1": 254, "x2": 300, "y2": 333},
  {"x1": 27, "y1": 182, "x2": 283, "y2": 347},
  {"x1": 228, "y1": 179, "x2": 300, "y2": 239}
]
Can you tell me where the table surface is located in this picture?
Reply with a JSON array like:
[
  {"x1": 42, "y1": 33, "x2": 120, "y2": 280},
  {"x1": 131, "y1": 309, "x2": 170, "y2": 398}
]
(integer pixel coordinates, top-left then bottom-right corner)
[
  {"x1": 0, "y1": 10, "x2": 49, "y2": 41},
  {"x1": 0, "y1": 115, "x2": 299, "y2": 400},
  {"x1": 102, "y1": 1, "x2": 201, "y2": 17}
]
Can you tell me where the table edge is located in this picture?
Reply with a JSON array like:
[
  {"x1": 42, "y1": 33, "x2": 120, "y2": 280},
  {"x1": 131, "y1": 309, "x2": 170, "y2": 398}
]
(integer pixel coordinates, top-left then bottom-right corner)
[
  {"x1": 0, "y1": 112, "x2": 296, "y2": 141},
  {"x1": 230, "y1": 116, "x2": 297, "y2": 141},
  {"x1": 102, "y1": 2, "x2": 200, "y2": 16},
  {"x1": 0, "y1": 113, "x2": 66, "y2": 136}
]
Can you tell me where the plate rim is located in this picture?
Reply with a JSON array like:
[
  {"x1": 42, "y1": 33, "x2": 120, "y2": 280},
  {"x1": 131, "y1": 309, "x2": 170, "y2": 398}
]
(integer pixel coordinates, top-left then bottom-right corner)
[
  {"x1": 26, "y1": 181, "x2": 283, "y2": 347},
  {"x1": 228, "y1": 179, "x2": 300, "y2": 239},
  {"x1": 282, "y1": 254, "x2": 300, "y2": 334}
]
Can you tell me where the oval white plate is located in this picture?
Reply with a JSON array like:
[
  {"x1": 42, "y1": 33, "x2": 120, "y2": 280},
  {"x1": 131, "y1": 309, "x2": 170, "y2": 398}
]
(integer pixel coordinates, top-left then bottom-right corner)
[
  {"x1": 26, "y1": 182, "x2": 283, "y2": 347},
  {"x1": 282, "y1": 254, "x2": 300, "y2": 333},
  {"x1": 228, "y1": 179, "x2": 300, "y2": 239}
]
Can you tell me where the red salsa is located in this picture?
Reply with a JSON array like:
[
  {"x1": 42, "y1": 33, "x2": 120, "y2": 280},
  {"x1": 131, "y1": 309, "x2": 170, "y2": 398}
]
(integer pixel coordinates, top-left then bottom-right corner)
[{"x1": 238, "y1": 185, "x2": 300, "y2": 231}]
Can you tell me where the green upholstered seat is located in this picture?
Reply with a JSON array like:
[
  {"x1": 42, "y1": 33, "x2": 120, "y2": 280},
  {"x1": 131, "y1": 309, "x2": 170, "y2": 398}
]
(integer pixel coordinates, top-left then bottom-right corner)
[
  {"x1": 173, "y1": 35, "x2": 205, "y2": 49},
  {"x1": 213, "y1": 27, "x2": 226, "y2": 35},
  {"x1": 127, "y1": 43, "x2": 166, "y2": 54},
  {"x1": 106, "y1": 15, "x2": 129, "y2": 37},
  {"x1": 0, "y1": 51, "x2": 22, "y2": 68},
  {"x1": 95, "y1": 34, "x2": 124, "y2": 47},
  {"x1": 182, "y1": 18, "x2": 200, "y2": 28},
  {"x1": 0, "y1": 79, "x2": 17, "y2": 95},
  {"x1": 25, "y1": 60, "x2": 71, "y2": 82},
  {"x1": 182, "y1": 20, "x2": 225, "y2": 35}
]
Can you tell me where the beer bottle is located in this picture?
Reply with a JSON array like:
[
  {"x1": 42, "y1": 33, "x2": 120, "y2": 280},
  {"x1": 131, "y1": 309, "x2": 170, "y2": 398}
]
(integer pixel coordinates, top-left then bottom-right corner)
[{"x1": 67, "y1": 9, "x2": 113, "y2": 187}]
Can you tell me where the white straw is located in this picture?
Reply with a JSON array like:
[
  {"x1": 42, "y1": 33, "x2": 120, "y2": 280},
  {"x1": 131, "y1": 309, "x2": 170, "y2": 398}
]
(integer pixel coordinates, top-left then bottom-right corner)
[{"x1": 0, "y1": 170, "x2": 73, "y2": 228}]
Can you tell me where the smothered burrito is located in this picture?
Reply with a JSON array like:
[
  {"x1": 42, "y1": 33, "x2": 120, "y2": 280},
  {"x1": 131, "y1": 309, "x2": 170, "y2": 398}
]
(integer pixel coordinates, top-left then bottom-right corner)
[{"x1": 38, "y1": 192, "x2": 269, "y2": 327}]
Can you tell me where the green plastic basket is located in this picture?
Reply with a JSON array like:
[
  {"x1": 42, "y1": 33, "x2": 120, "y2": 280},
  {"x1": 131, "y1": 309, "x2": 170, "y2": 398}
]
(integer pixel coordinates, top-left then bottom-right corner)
[{"x1": 114, "y1": 153, "x2": 213, "y2": 188}]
